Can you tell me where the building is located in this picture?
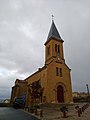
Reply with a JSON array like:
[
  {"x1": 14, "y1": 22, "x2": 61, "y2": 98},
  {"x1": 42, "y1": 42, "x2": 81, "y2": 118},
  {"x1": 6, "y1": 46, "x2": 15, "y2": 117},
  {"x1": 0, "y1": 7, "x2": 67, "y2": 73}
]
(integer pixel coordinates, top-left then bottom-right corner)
[
  {"x1": 72, "y1": 92, "x2": 79, "y2": 98},
  {"x1": 10, "y1": 79, "x2": 27, "y2": 106},
  {"x1": 4, "y1": 99, "x2": 10, "y2": 104},
  {"x1": 72, "y1": 92, "x2": 90, "y2": 98},
  {"x1": 10, "y1": 20, "x2": 73, "y2": 106}
]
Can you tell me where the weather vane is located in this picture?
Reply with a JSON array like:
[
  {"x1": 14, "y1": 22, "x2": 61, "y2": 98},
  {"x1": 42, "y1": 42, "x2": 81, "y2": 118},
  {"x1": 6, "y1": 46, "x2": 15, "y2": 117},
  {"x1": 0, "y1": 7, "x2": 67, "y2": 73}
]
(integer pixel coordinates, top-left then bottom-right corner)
[{"x1": 51, "y1": 15, "x2": 54, "y2": 21}]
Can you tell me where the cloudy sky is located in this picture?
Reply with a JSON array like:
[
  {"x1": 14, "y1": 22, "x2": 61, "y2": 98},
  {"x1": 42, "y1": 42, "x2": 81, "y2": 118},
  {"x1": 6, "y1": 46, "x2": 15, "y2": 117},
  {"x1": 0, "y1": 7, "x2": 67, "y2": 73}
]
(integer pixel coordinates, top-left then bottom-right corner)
[{"x1": 0, "y1": 0, "x2": 90, "y2": 99}]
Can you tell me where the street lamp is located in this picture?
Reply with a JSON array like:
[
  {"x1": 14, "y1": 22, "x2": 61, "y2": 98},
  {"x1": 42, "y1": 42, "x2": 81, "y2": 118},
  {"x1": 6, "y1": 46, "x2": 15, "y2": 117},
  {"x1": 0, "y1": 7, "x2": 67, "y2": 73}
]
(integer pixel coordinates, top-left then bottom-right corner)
[{"x1": 86, "y1": 84, "x2": 89, "y2": 98}]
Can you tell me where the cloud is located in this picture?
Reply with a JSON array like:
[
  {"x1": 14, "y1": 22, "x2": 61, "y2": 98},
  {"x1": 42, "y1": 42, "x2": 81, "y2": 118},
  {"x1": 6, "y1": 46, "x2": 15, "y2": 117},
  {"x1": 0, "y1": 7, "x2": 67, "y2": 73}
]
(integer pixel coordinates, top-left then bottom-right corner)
[
  {"x1": 0, "y1": 68, "x2": 27, "y2": 98},
  {"x1": 9, "y1": 0, "x2": 22, "y2": 10},
  {"x1": 18, "y1": 21, "x2": 37, "y2": 39},
  {"x1": 0, "y1": 0, "x2": 90, "y2": 98}
]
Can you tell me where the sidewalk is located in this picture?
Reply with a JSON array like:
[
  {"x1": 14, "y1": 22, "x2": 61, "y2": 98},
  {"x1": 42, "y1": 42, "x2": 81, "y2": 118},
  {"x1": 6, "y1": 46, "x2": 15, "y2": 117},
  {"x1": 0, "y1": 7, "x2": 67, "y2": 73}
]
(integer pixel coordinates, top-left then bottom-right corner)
[{"x1": 37, "y1": 103, "x2": 90, "y2": 120}]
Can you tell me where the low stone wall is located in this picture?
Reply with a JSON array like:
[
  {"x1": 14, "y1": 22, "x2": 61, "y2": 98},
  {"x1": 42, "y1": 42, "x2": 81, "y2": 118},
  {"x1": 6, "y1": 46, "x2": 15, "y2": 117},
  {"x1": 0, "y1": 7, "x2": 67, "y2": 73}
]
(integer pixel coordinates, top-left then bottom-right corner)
[
  {"x1": 73, "y1": 97, "x2": 90, "y2": 103},
  {"x1": 0, "y1": 103, "x2": 10, "y2": 107}
]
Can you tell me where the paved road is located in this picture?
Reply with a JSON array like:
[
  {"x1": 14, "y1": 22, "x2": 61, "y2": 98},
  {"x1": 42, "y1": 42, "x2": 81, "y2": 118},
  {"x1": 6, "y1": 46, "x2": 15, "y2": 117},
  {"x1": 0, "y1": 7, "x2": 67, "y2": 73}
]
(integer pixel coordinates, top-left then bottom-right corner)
[{"x1": 0, "y1": 107, "x2": 40, "y2": 120}]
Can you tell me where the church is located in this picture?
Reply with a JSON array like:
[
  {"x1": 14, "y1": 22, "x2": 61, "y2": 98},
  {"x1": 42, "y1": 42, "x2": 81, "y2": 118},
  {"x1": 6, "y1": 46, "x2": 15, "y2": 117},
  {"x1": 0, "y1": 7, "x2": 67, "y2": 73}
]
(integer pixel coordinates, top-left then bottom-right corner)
[{"x1": 10, "y1": 19, "x2": 73, "y2": 106}]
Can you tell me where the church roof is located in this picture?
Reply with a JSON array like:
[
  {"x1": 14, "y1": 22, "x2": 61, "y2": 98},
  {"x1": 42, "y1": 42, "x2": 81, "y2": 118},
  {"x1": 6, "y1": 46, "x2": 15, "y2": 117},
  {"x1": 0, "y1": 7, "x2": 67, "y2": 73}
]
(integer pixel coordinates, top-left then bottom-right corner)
[{"x1": 47, "y1": 20, "x2": 62, "y2": 42}]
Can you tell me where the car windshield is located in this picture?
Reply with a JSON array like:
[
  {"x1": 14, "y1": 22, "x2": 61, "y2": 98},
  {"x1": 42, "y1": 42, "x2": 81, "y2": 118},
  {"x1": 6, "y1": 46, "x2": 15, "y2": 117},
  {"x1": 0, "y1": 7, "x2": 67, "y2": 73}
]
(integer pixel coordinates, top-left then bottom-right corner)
[{"x1": 15, "y1": 98, "x2": 23, "y2": 102}]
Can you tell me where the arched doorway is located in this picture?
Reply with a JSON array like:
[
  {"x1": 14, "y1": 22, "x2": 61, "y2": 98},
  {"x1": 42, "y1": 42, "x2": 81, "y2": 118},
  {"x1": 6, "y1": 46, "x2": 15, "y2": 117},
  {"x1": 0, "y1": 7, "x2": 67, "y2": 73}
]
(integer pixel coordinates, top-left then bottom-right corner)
[{"x1": 57, "y1": 85, "x2": 64, "y2": 103}]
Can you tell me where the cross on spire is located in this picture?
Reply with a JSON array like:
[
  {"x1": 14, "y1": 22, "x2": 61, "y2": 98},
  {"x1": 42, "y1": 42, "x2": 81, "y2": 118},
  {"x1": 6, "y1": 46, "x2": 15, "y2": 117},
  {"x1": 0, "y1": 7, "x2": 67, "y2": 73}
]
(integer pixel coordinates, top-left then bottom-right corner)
[{"x1": 51, "y1": 15, "x2": 54, "y2": 22}]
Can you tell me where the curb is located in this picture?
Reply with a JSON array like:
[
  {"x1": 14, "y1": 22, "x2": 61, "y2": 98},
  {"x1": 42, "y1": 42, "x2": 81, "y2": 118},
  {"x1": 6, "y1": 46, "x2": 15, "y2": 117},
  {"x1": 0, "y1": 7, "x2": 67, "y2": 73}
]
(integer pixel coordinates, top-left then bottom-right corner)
[{"x1": 19, "y1": 109, "x2": 41, "y2": 120}]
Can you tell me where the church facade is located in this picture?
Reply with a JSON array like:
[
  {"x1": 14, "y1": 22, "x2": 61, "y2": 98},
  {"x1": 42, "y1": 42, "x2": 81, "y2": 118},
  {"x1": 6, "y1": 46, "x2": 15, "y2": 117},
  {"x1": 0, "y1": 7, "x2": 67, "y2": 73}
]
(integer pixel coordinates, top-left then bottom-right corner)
[{"x1": 10, "y1": 20, "x2": 73, "y2": 106}]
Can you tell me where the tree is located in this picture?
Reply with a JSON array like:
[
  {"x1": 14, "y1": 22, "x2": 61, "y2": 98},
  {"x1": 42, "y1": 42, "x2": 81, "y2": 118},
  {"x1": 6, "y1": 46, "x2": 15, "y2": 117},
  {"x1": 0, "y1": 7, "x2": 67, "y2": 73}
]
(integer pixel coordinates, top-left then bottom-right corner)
[{"x1": 28, "y1": 80, "x2": 44, "y2": 104}]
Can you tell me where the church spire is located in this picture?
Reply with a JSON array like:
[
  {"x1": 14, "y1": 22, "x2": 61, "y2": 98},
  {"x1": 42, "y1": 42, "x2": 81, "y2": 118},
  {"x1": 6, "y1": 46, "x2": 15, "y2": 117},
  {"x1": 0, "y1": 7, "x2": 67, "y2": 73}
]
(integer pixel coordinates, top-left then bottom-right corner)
[{"x1": 46, "y1": 18, "x2": 62, "y2": 43}]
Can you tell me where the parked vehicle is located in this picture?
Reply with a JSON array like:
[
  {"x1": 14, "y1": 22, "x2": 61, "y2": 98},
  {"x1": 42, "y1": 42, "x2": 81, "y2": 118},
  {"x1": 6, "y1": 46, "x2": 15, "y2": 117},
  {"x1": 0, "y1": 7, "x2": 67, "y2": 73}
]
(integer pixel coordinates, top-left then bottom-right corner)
[{"x1": 13, "y1": 98, "x2": 23, "y2": 108}]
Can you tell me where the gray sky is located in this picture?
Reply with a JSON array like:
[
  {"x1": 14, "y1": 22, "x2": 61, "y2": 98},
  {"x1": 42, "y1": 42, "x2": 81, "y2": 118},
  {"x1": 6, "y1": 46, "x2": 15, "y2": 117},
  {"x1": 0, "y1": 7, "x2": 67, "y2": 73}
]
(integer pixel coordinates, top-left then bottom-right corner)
[{"x1": 0, "y1": 0, "x2": 90, "y2": 99}]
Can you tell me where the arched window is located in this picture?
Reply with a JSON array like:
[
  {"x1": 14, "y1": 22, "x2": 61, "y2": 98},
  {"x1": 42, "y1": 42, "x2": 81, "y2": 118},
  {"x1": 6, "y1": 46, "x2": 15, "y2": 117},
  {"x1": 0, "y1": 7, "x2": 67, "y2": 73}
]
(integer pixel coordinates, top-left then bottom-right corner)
[
  {"x1": 58, "y1": 45, "x2": 60, "y2": 53},
  {"x1": 60, "y1": 68, "x2": 62, "y2": 77},
  {"x1": 47, "y1": 45, "x2": 50, "y2": 55},
  {"x1": 55, "y1": 44, "x2": 60, "y2": 53},
  {"x1": 55, "y1": 44, "x2": 57, "y2": 52},
  {"x1": 56, "y1": 67, "x2": 59, "y2": 76}
]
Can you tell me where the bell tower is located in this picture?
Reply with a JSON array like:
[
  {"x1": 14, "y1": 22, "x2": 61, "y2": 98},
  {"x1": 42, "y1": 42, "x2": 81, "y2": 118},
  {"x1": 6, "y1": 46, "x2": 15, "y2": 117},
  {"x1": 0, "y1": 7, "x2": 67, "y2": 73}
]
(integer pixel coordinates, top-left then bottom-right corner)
[{"x1": 45, "y1": 20, "x2": 65, "y2": 65}]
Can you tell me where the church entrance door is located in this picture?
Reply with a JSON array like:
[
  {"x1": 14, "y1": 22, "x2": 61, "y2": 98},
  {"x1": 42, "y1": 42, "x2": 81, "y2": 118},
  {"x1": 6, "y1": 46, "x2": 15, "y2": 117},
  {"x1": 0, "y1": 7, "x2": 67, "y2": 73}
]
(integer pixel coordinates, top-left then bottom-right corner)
[{"x1": 57, "y1": 85, "x2": 64, "y2": 103}]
